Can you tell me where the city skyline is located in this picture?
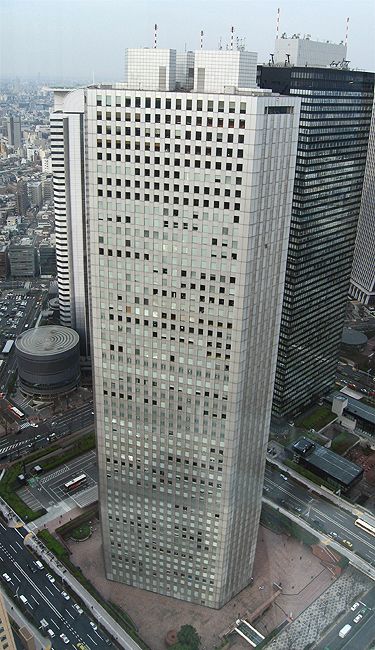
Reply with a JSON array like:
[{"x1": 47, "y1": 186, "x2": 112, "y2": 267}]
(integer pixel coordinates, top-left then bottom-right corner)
[{"x1": 0, "y1": 0, "x2": 375, "y2": 80}]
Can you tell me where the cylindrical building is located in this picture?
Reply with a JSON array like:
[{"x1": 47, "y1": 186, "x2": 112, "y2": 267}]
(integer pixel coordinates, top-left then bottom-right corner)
[{"x1": 16, "y1": 325, "x2": 80, "y2": 397}]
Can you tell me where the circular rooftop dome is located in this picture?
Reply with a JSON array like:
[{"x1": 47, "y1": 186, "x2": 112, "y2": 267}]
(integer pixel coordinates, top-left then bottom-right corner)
[
  {"x1": 341, "y1": 327, "x2": 368, "y2": 347},
  {"x1": 16, "y1": 326, "x2": 79, "y2": 355},
  {"x1": 16, "y1": 326, "x2": 80, "y2": 396}
]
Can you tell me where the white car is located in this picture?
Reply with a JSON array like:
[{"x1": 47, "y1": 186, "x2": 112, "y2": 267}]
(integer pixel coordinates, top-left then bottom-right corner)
[
  {"x1": 351, "y1": 602, "x2": 360, "y2": 611},
  {"x1": 61, "y1": 591, "x2": 70, "y2": 600},
  {"x1": 47, "y1": 629, "x2": 55, "y2": 638},
  {"x1": 60, "y1": 633, "x2": 70, "y2": 644},
  {"x1": 90, "y1": 621, "x2": 98, "y2": 630},
  {"x1": 73, "y1": 603, "x2": 83, "y2": 615},
  {"x1": 353, "y1": 614, "x2": 363, "y2": 624},
  {"x1": 2, "y1": 573, "x2": 11, "y2": 582},
  {"x1": 280, "y1": 474, "x2": 288, "y2": 481},
  {"x1": 46, "y1": 574, "x2": 55, "y2": 583}
]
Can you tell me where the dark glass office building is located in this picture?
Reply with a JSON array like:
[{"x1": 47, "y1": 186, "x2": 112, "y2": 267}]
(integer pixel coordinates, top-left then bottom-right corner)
[{"x1": 257, "y1": 66, "x2": 374, "y2": 418}]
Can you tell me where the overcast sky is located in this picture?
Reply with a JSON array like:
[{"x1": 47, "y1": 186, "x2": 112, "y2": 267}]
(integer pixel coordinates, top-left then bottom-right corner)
[{"x1": 1, "y1": 0, "x2": 374, "y2": 81}]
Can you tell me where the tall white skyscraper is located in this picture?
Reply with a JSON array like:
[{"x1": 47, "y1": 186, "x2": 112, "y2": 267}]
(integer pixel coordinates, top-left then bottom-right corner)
[
  {"x1": 50, "y1": 90, "x2": 91, "y2": 356},
  {"x1": 51, "y1": 48, "x2": 300, "y2": 608},
  {"x1": 350, "y1": 97, "x2": 375, "y2": 306}
]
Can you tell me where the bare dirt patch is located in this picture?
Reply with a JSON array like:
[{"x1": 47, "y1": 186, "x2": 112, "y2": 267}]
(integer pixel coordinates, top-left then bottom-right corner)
[{"x1": 347, "y1": 446, "x2": 375, "y2": 485}]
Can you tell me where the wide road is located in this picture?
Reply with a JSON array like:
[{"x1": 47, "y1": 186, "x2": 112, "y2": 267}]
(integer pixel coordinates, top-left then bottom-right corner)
[
  {"x1": 336, "y1": 362, "x2": 375, "y2": 391},
  {"x1": 264, "y1": 465, "x2": 375, "y2": 566},
  {"x1": 315, "y1": 584, "x2": 375, "y2": 649},
  {"x1": 0, "y1": 516, "x2": 115, "y2": 650},
  {"x1": 0, "y1": 401, "x2": 94, "y2": 461}
]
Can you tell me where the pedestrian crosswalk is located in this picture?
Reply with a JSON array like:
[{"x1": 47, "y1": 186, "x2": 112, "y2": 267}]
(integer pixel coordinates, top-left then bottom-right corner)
[
  {"x1": 71, "y1": 485, "x2": 98, "y2": 508},
  {"x1": 0, "y1": 439, "x2": 25, "y2": 455},
  {"x1": 16, "y1": 396, "x2": 32, "y2": 409}
]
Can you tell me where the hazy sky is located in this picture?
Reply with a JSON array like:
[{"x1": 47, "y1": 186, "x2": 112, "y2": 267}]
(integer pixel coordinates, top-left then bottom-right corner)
[{"x1": 1, "y1": 0, "x2": 374, "y2": 81}]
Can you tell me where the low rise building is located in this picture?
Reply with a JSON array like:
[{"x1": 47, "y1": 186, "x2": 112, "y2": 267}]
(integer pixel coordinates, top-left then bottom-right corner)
[
  {"x1": 8, "y1": 238, "x2": 37, "y2": 277},
  {"x1": 287, "y1": 437, "x2": 363, "y2": 493}
]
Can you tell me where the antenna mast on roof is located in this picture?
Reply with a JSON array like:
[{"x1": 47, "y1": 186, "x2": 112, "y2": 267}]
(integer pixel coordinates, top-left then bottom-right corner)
[
  {"x1": 230, "y1": 26, "x2": 234, "y2": 50},
  {"x1": 200, "y1": 30, "x2": 204, "y2": 50},
  {"x1": 154, "y1": 23, "x2": 158, "y2": 49},
  {"x1": 345, "y1": 17, "x2": 350, "y2": 48},
  {"x1": 276, "y1": 7, "x2": 280, "y2": 40}
]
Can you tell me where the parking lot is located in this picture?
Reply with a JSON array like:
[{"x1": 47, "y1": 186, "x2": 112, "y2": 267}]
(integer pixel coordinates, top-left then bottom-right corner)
[
  {"x1": 18, "y1": 450, "x2": 98, "y2": 512},
  {"x1": 0, "y1": 290, "x2": 41, "y2": 342}
]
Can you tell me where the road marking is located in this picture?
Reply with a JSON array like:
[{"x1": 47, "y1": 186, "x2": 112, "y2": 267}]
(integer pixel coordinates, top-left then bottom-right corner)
[
  {"x1": 66, "y1": 610, "x2": 75, "y2": 620},
  {"x1": 50, "y1": 618, "x2": 59, "y2": 629},
  {"x1": 13, "y1": 562, "x2": 65, "y2": 624},
  {"x1": 30, "y1": 594, "x2": 39, "y2": 605},
  {"x1": 12, "y1": 574, "x2": 20, "y2": 582},
  {"x1": 330, "y1": 512, "x2": 346, "y2": 521},
  {"x1": 87, "y1": 633, "x2": 98, "y2": 645}
]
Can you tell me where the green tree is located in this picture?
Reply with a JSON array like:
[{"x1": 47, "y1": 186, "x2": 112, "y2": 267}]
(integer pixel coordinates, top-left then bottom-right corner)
[{"x1": 176, "y1": 625, "x2": 200, "y2": 650}]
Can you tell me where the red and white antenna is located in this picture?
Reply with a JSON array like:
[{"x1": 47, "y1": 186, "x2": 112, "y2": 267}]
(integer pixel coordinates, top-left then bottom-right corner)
[
  {"x1": 154, "y1": 23, "x2": 158, "y2": 49},
  {"x1": 230, "y1": 26, "x2": 234, "y2": 50},
  {"x1": 200, "y1": 30, "x2": 204, "y2": 50},
  {"x1": 345, "y1": 17, "x2": 349, "y2": 48},
  {"x1": 276, "y1": 8, "x2": 280, "y2": 40}
]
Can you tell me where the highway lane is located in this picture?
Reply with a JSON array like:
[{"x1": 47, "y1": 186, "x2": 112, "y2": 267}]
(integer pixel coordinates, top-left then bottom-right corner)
[
  {"x1": 50, "y1": 401, "x2": 94, "y2": 435},
  {"x1": 264, "y1": 466, "x2": 375, "y2": 565},
  {"x1": 315, "y1": 585, "x2": 375, "y2": 649},
  {"x1": 0, "y1": 518, "x2": 115, "y2": 650},
  {"x1": 0, "y1": 401, "x2": 94, "y2": 460}
]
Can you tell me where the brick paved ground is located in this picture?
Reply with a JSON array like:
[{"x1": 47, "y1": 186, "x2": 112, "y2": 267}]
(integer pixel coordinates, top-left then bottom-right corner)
[{"x1": 61, "y1": 522, "x2": 334, "y2": 650}]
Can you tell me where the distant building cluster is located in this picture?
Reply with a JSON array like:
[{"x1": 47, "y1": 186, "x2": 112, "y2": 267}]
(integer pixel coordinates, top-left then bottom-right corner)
[{"x1": 0, "y1": 82, "x2": 56, "y2": 281}]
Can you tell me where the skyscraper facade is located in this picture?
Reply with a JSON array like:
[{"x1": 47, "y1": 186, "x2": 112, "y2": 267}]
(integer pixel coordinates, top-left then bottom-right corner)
[
  {"x1": 349, "y1": 97, "x2": 375, "y2": 306},
  {"x1": 0, "y1": 593, "x2": 16, "y2": 650},
  {"x1": 257, "y1": 64, "x2": 374, "y2": 419},
  {"x1": 50, "y1": 91, "x2": 91, "y2": 356},
  {"x1": 52, "y1": 48, "x2": 300, "y2": 608}
]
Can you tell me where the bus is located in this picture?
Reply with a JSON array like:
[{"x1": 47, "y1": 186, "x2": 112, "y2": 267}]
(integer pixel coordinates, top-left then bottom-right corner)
[
  {"x1": 8, "y1": 405, "x2": 24, "y2": 419},
  {"x1": 354, "y1": 515, "x2": 375, "y2": 537},
  {"x1": 64, "y1": 474, "x2": 87, "y2": 491}
]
